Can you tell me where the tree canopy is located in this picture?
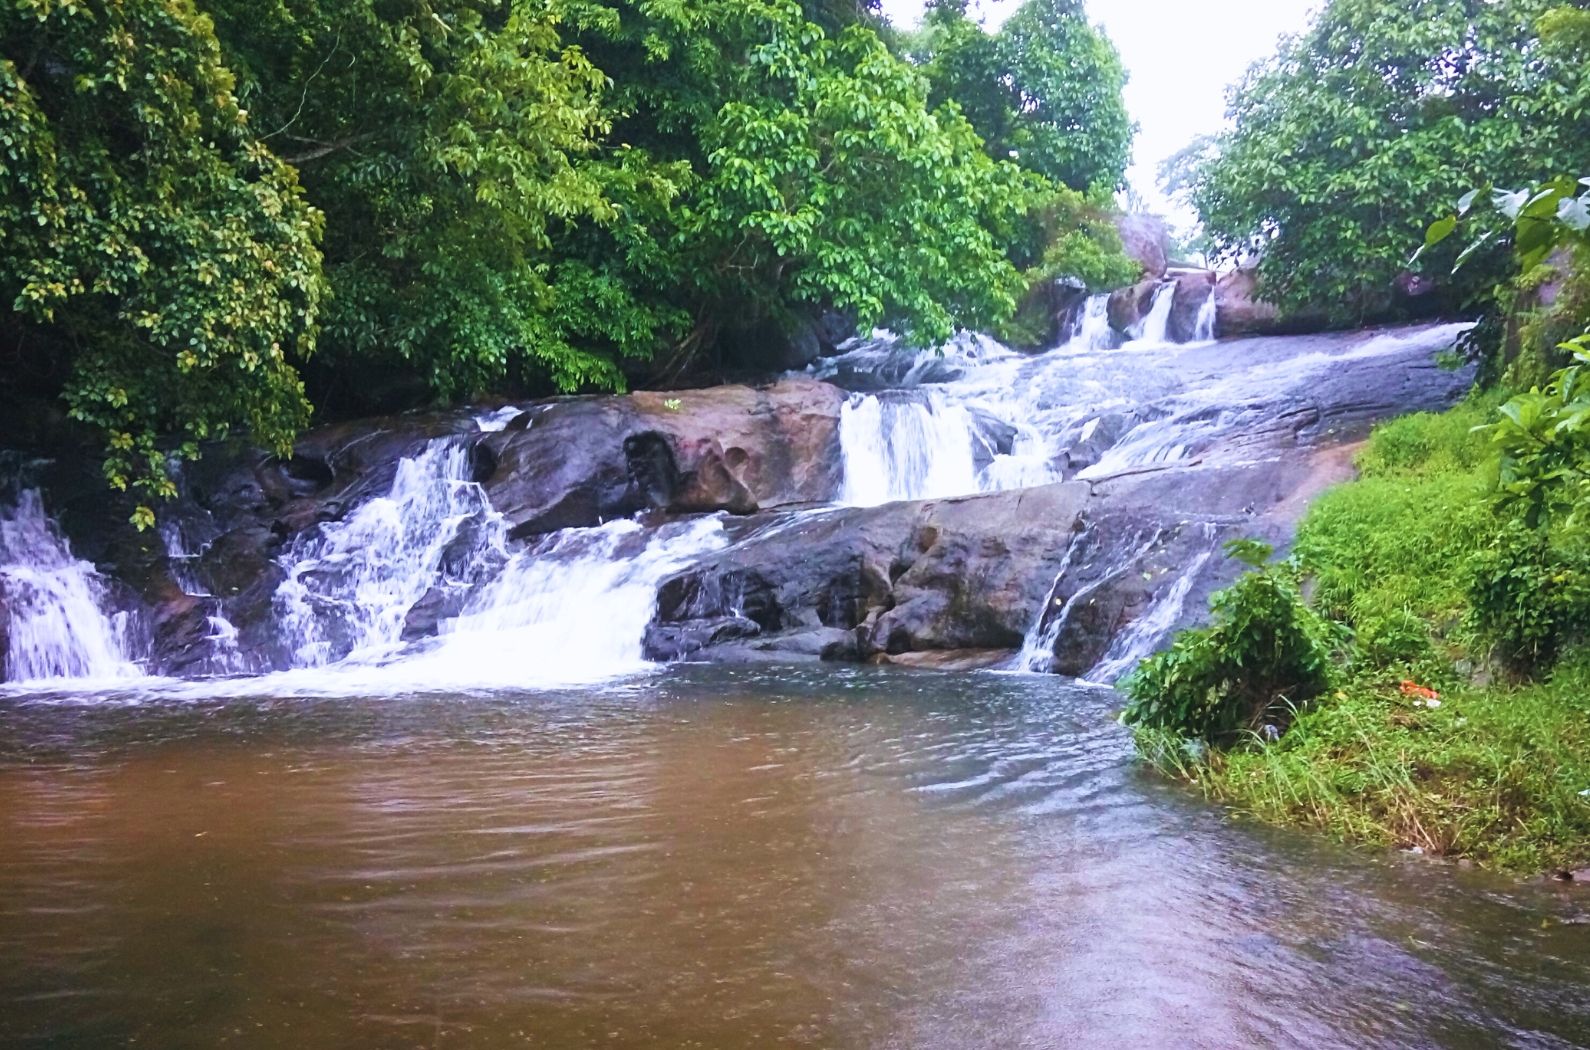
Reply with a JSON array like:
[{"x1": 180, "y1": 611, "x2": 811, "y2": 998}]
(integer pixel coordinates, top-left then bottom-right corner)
[
  {"x1": 1185, "y1": 0, "x2": 1590, "y2": 323},
  {"x1": 907, "y1": 0, "x2": 1132, "y2": 194},
  {"x1": 1, "y1": 0, "x2": 1135, "y2": 521}
]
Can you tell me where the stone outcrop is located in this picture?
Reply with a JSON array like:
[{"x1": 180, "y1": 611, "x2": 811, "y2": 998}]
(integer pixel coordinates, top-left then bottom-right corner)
[
  {"x1": 479, "y1": 377, "x2": 844, "y2": 537},
  {"x1": 1165, "y1": 269, "x2": 1217, "y2": 343},
  {"x1": 1115, "y1": 214, "x2": 1170, "y2": 281}
]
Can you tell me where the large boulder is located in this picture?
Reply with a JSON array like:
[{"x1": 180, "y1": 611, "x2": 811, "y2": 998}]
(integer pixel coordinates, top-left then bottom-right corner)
[
  {"x1": 1108, "y1": 278, "x2": 1163, "y2": 336},
  {"x1": 1165, "y1": 269, "x2": 1217, "y2": 343},
  {"x1": 642, "y1": 456, "x2": 1338, "y2": 670},
  {"x1": 1115, "y1": 214, "x2": 1170, "y2": 281},
  {"x1": 480, "y1": 377, "x2": 845, "y2": 538}
]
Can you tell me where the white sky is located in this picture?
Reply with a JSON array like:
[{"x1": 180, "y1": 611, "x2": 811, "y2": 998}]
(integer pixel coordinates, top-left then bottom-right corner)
[{"x1": 879, "y1": 0, "x2": 1320, "y2": 231}]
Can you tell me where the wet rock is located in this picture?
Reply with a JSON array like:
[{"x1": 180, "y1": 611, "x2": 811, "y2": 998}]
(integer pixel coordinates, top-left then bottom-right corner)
[
  {"x1": 1008, "y1": 276, "x2": 1090, "y2": 351},
  {"x1": 1115, "y1": 214, "x2": 1169, "y2": 280},
  {"x1": 874, "y1": 648, "x2": 1015, "y2": 671},
  {"x1": 1108, "y1": 279, "x2": 1162, "y2": 336},
  {"x1": 642, "y1": 616, "x2": 764, "y2": 661},
  {"x1": 1165, "y1": 270, "x2": 1217, "y2": 344},
  {"x1": 1214, "y1": 268, "x2": 1331, "y2": 338},
  {"x1": 482, "y1": 378, "x2": 844, "y2": 537}
]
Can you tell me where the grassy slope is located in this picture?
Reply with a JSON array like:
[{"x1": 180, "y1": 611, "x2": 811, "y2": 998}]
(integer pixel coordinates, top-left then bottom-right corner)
[{"x1": 1158, "y1": 397, "x2": 1590, "y2": 873}]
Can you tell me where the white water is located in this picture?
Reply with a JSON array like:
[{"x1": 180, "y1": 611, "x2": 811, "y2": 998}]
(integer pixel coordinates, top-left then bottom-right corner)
[
  {"x1": 273, "y1": 442, "x2": 504, "y2": 667},
  {"x1": 1064, "y1": 294, "x2": 1115, "y2": 353},
  {"x1": 1, "y1": 313, "x2": 1473, "y2": 690},
  {"x1": 1192, "y1": 288, "x2": 1218, "y2": 343},
  {"x1": 1127, "y1": 283, "x2": 1177, "y2": 345},
  {"x1": 0, "y1": 491, "x2": 142, "y2": 683}
]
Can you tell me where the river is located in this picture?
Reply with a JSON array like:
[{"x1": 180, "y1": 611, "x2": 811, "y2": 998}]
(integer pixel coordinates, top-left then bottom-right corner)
[{"x1": 4, "y1": 666, "x2": 1589, "y2": 1048}]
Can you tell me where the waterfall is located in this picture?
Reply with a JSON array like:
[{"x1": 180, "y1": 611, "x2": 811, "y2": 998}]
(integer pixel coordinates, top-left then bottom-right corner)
[
  {"x1": 1084, "y1": 530, "x2": 1218, "y2": 684},
  {"x1": 396, "y1": 516, "x2": 728, "y2": 687},
  {"x1": 261, "y1": 437, "x2": 728, "y2": 688},
  {"x1": 1014, "y1": 528, "x2": 1164, "y2": 674},
  {"x1": 839, "y1": 392, "x2": 981, "y2": 506},
  {"x1": 1064, "y1": 295, "x2": 1115, "y2": 353},
  {"x1": 0, "y1": 491, "x2": 143, "y2": 683},
  {"x1": 1014, "y1": 526, "x2": 1091, "y2": 672},
  {"x1": 1127, "y1": 283, "x2": 1178, "y2": 346},
  {"x1": 273, "y1": 441, "x2": 506, "y2": 667},
  {"x1": 1192, "y1": 288, "x2": 1218, "y2": 343}
]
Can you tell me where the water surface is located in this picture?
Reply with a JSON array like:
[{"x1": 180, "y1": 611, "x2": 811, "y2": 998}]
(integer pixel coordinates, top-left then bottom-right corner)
[{"x1": 3, "y1": 667, "x2": 1588, "y2": 1049}]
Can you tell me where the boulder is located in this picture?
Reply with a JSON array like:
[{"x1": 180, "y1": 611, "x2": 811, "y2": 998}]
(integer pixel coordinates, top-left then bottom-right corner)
[
  {"x1": 1165, "y1": 270, "x2": 1218, "y2": 343},
  {"x1": 1214, "y1": 268, "x2": 1282, "y2": 338},
  {"x1": 641, "y1": 462, "x2": 1316, "y2": 671},
  {"x1": 1115, "y1": 214, "x2": 1170, "y2": 281},
  {"x1": 480, "y1": 377, "x2": 845, "y2": 537},
  {"x1": 1108, "y1": 279, "x2": 1163, "y2": 336},
  {"x1": 1007, "y1": 276, "x2": 1090, "y2": 351}
]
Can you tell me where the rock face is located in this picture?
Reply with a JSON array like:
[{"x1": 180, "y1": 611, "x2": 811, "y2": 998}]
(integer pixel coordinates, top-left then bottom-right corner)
[
  {"x1": 1115, "y1": 214, "x2": 1170, "y2": 281},
  {"x1": 479, "y1": 377, "x2": 844, "y2": 537},
  {"x1": 1165, "y1": 269, "x2": 1217, "y2": 343},
  {"x1": 1108, "y1": 279, "x2": 1163, "y2": 335},
  {"x1": 642, "y1": 324, "x2": 1476, "y2": 669},
  {"x1": 641, "y1": 455, "x2": 1342, "y2": 670}
]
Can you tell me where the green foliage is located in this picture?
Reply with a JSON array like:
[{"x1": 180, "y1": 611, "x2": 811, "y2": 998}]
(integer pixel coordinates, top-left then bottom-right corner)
[
  {"x1": 1135, "y1": 396, "x2": 1590, "y2": 872},
  {"x1": 0, "y1": 0, "x2": 323, "y2": 522},
  {"x1": 1466, "y1": 522, "x2": 1590, "y2": 674},
  {"x1": 1121, "y1": 541, "x2": 1335, "y2": 743},
  {"x1": 2, "y1": 0, "x2": 1138, "y2": 509},
  {"x1": 1171, "y1": 664, "x2": 1590, "y2": 871},
  {"x1": 908, "y1": 0, "x2": 1132, "y2": 194},
  {"x1": 207, "y1": 0, "x2": 624, "y2": 398},
  {"x1": 1189, "y1": 0, "x2": 1590, "y2": 322}
]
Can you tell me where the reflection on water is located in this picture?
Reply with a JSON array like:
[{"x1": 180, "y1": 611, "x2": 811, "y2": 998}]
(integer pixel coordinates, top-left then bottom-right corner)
[{"x1": 2, "y1": 667, "x2": 1588, "y2": 1049}]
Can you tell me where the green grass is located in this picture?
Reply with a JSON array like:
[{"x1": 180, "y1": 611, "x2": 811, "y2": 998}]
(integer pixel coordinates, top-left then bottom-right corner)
[{"x1": 1138, "y1": 393, "x2": 1590, "y2": 874}]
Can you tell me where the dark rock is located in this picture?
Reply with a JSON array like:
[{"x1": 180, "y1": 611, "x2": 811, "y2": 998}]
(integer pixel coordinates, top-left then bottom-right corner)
[
  {"x1": 1165, "y1": 270, "x2": 1218, "y2": 343},
  {"x1": 1008, "y1": 276, "x2": 1090, "y2": 350},
  {"x1": 1108, "y1": 279, "x2": 1162, "y2": 336},
  {"x1": 813, "y1": 309, "x2": 859, "y2": 356},
  {"x1": 1115, "y1": 214, "x2": 1170, "y2": 280},
  {"x1": 482, "y1": 378, "x2": 844, "y2": 537},
  {"x1": 643, "y1": 615, "x2": 763, "y2": 660},
  {"x1": 875, "y1": 648, "x2": 1014, "y2": 671}
]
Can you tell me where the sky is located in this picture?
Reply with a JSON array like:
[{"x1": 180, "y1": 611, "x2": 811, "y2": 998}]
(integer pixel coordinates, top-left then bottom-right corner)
[{"x1": 877, "y1": 0, "x2": 1320, "y2": 230}]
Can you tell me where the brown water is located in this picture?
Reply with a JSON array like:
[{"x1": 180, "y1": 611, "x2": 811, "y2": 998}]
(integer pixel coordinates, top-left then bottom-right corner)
[{"x1": 2, "y1": 666, "x2": 1588, "y2": 1049}]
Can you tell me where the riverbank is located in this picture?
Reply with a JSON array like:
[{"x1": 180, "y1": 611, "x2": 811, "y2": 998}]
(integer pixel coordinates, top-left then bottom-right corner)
[{"x1": 1137, "y1": 397, "x2": 1590, "y2": 875}]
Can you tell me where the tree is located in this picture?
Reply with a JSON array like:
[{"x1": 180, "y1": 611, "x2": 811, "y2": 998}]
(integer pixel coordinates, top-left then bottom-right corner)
[
  {"x1": 909, "y1": 0, "x2": 1132, "y2": 194},
  {"x1": 205, "y1": 0, "x2": 623, "y2": 401},
  {"x1": 1189, "y1": 0, "x2": 1590, "y2": 323},
  {"x1": 0, "y1": 0, "x2": 323, "y2": 526},
  {"x1": 561, "y1": 0, "x2": 1034, "y2": 376}
]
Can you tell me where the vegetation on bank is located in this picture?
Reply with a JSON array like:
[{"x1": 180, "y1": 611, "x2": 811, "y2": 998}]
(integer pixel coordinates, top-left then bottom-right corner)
[
  {"x1": 1129, "y1": 401, "x2": 1590, "y2": 873},
  {"x1": 1125, "y1": 181, "x2": 1590, "y2": 871},
  {"x1": 0, "y1": 0, "x2": 1137, "y2": 520}
]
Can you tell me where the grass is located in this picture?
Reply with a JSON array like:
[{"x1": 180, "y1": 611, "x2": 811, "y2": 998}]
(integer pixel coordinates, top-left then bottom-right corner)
[{"x1": 1137, "y1": 392, "x2": 1590, "y2": 874}]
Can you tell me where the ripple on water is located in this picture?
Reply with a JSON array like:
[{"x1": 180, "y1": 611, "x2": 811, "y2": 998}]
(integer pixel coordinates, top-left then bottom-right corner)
[{"x1": 0, "y1": 664, "x2": 1587, "y2": 1049}]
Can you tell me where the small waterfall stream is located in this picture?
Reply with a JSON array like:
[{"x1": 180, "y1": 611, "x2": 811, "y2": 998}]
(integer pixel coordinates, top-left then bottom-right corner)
[
  {"x1": 0, "y1": 491, "x2": 143, "y2": 682},
  {"x1": 0, "y1": 314, "x2": 1472, "y2": 689}
]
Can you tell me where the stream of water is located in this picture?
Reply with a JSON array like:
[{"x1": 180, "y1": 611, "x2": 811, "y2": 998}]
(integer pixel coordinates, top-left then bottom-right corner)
[
  {"x1": 2, "y1": 314, "x2": 1549, "y2": 1047},
  {"x1": 3, "y1": 668, "x2": 1588, "y2": 1049}
]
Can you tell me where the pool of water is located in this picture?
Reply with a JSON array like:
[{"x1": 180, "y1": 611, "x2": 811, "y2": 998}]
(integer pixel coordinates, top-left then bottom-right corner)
[{"x1": 3, "y1": 666, "x2": 1588, "y2": 1049}]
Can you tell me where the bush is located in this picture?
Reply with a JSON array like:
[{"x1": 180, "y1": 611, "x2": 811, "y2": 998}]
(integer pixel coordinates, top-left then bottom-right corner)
[
  {"x1": 1121, "y1": 541, "x2": 1335, "y2": 743},
  {"x1": 1466, "y1": 521, "x2": 1590, "y2": 675}
]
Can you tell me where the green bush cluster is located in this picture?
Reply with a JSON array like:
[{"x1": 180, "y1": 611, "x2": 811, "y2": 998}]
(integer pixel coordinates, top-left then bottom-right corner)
[
  {"x1": 1121, "y1": 541, "x2": 1335, "y2": 743},
  {"x1": 1466, "y1": 522, "x2": 1590, "y2": 675}
]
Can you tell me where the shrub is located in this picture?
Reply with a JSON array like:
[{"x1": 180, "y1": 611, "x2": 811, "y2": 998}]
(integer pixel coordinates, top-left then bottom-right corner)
[
  {"x1": 1121, "y1": 541, "x2": 1335, "y2": 743},
  {"x1": 1466, "y1": 521, "x2": 1590, "y2": 675}
]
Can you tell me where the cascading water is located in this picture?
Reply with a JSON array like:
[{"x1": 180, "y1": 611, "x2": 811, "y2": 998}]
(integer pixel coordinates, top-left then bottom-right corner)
[
  {"x1": 1085, "y1": 535, "x2": 1217, "y2": 684},
  {"x1": 1192, "y1": 288, "x2": 1218, "y2": 343},
  {"x1": 261, "y1": 433, "x2": 727, "y2": 689},
  {"x1": 273, "y1": 441, "x2": 503, "y2": 667},
  {"x1": 1064, "y1": 294, "x2": 1115, "y2": 352},
  {"x1": 1126, "y1": 282, "x2": 1178, "y2": 345},
  {"x1": 0, "y1": 491, "x2": 143, "y2": 682}
]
